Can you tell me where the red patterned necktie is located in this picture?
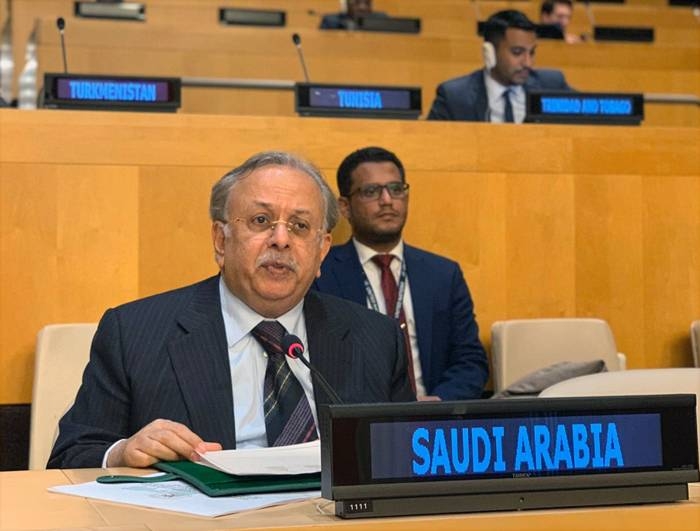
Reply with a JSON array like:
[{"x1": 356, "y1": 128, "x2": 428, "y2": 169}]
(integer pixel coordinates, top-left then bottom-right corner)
[
  {"x1": 251, "y1": 320, "x2": 318, "y2": 446},
  {"x1": 371, "y1": 254, "x2": 417, "y2": 393}
]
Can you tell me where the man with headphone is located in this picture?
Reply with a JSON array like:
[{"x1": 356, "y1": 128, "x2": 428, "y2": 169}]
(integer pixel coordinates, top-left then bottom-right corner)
[{"x1": 427, "y1": 10, "x2": 572, "y2": 123}]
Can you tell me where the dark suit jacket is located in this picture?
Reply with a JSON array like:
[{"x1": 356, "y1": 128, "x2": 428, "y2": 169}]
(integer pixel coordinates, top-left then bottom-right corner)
[
  {"x1": 48, "y1": 275, "x2": 414, "y2": 469},
  {"x1": 427, "y1": 68, "x2": 572, "y2": 122},
  {"x1": 313, "y1": 241, "x2": 489, "y2": 400}
]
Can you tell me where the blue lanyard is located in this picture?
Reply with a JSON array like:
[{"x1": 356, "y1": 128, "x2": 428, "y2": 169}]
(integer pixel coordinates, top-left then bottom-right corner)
[{"x1": 362, "y1": 257, "x2": 407, "y2": 320}]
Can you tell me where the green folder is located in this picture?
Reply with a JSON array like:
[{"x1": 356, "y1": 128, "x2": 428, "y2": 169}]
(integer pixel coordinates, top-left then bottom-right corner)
[{"x1": 153, "y1": 460, "x2": 321, "y2": 497}]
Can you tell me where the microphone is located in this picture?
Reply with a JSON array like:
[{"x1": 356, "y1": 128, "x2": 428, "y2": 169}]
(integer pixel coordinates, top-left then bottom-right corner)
[
  {"x1": 291, "y1": 33, "x2": 310, "y2": 83},
  {"x1": 56, "y1": 17, "x2": 68, "y2": 74},
  {"x1": 282, "y1": 334, "x2": 343, "y2": 405}
]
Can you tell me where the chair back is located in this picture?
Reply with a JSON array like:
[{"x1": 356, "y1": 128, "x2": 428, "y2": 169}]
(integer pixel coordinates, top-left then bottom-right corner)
[
  {"x1": 539, "y1": 368, "x2": 700, "y2": 450},
  {"x1": 29, "y1": 323, "x2": 97, "y2": 470},
  {"x1": 490, "y1": 318, "x2": 624, "y2": 393}
]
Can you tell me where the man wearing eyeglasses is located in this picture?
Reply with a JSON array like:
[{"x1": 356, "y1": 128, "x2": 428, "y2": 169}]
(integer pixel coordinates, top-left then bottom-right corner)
[
  {"x1": 314, "y1": 147, "x2": 489, "y2": 401},
  {"x1": 48, "y1": 151, "x2": 414, "y2": 469}
]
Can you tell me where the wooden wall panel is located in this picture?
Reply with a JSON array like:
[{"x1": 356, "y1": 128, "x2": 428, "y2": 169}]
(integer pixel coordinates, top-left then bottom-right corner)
[
  {"x1": 137, "y1": 166, "x2": 225, "y2": 296},
  {"x1": 0, "y1": 163, "x2": 139, "y2": 403},
  {"x1": 642, "y1": 176, "x2": 700, "y2": 368},
  {"x1": 504, "y1": 173, "x2": 577, "y2": 318},
  {"x1": 1, "y1": 110, "x2": 699, "y2": 404},
  {"x1": 574, "y1": 174, "x2": 645, "y2": 368}
]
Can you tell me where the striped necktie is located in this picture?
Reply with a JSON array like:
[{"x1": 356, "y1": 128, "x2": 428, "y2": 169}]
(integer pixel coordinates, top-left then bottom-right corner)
[{"x1": 251, "y1": 320, "x2": 318, "y2": 446}]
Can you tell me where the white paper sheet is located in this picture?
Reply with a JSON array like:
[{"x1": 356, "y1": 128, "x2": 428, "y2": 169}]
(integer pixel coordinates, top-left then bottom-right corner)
[
  {"x1": 49, "y1": 476, "x2": 320, "y2": 517},
  {"x1": 197, "y1": 440, "x2": 321, "y2": 475}
]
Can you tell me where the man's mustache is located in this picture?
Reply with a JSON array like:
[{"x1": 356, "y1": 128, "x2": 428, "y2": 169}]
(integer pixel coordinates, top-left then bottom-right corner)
[{"x1": 256, "y1": 251, "x2": 298, "y2": 272}]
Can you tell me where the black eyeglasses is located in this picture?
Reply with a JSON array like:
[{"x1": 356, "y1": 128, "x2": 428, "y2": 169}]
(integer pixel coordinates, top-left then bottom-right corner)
[{"x1": 348, "y1": 182, "x2": 409, "y2": 201}]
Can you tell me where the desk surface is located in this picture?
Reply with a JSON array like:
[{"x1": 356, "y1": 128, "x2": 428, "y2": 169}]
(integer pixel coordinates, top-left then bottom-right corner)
[{"x1": 1, "y1": 468, "x2": 699, "y2": 531}]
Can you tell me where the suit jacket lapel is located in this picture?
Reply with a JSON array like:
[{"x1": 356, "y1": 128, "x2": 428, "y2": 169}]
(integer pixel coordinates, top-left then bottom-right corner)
[
  {"x1": 404, "y1": 246, "x2": 433, "y2": 381},
  {"x1": 304, "y1": 291, "x2": 356, "y2": 404},
  {"x1": 167, "y1": 276, "x2": 237, "y2": 449},
  {"x1": 330, "y1": 240, "x2": 366, "y2": 305}
]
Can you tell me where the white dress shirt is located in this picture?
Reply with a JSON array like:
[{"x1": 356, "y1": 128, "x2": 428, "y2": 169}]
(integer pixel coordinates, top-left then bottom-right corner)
[
  {"x1": 484, "y1": 70, "x2": 526, "y2": 123},
  {"x1": 219, "y1": 277, "x2": 317, "y2": 448},
  {"x1": 353, "y1": 239, "x2": 427, "y2": 397}
]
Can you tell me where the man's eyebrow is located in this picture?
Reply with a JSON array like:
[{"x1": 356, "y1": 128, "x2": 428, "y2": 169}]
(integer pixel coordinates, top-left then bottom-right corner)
[{"x1": 248, "y1": 200, "x2": 313, "y2": 216}]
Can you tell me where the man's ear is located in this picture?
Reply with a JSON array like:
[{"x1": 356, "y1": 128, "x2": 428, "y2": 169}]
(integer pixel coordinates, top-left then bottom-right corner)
[
  {"x1": 316, "y1": 232, "x2": 333, "y2": 278},
  {"x1": 211, "y1": 222, "x2": 226, "y2": 268},
  {"x1": 338, "y1": 196, "x2": 351, "y2": 220}
]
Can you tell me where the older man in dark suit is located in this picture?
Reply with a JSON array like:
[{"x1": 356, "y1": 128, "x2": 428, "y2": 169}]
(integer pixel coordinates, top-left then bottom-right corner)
[
  {"x1": 428, "y1": 10, "x2": 572, "y2": 123},
  {"x1": 48, "y1": 151, "x2": 414, "y2": 469}
]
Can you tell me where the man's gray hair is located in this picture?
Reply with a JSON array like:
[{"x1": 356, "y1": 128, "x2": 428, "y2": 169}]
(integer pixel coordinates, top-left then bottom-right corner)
[{"x1": 210, "y1": 151, "x2": 339, "y2": 232}]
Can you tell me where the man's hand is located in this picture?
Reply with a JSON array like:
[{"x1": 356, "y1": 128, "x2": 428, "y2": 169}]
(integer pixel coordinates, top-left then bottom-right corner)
[
  {"x1": 418, "y1": 395, "x2": 442, "y2": 402},
  {"x1": 107, "y1": 419, "x2": 222, "y2": 468}
]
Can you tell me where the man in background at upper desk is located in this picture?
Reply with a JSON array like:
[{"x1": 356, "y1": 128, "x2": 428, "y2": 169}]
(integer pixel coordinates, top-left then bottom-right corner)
[
  {"x1": 313, "y1": 147, "x2": 489, "y2": 401},
  {"x1": 540, "y1": 0, "x2": 583, "y2": 44},
  {"x1": 319, "y1": 0, "x2": 388, "y2": 30},
  {"x1": 427, "y1": 10, "x2": 572, "y2": 123},
  {"x1": 48, "y1": 151, "x2": 414, "y2": 469}
]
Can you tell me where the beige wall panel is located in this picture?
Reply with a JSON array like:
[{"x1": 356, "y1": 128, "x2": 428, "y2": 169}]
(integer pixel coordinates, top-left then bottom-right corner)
[
  {"x1": 574, "y1": 174, "x2": 645, "y2": 368},
  {"x1": 504, "y1": 173, "x2": 576, "y2": 318},
  {"x1": 1, "y1": 165, "x2": 59, "y2": 404},
  {"x1": 0, "y1": 163, "x2": 139, "y2": 403},
  {"x1": 644, "y1": 104, "x2": 700, "y2": 128},
  {"x1": 3, "y1": 112, "x2": 698, "y2": 176},
  {"x1": 642, "y1": 176, "x2": 700, "y2": 369},
  {"x1": 568, "y1": 126, "x2": 699, "y2": 175},
  {"x1": 137, "y1": 166, "x2": 224, "y2": 297},
  {"x1": 181, "y1": 88, "x2": 295, "y2": 117},
  {"x1": 472, "y1": 173, "x2": 509, "y2": 352}
]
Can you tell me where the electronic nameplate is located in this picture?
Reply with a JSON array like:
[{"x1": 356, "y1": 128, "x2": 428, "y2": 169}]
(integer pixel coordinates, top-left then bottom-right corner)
[
  {"x1": 295, "y1": 82, "x2": 421, "y2": 119},
  {"x1": 43, "y1": 73, "x2": 181, "y2": 112},
  {"x1": 526, "y1": 91, "x2": 644, "y2": 125},
  {"x1": 320, "y1": 395, "x2": 698, "y2": 518}
]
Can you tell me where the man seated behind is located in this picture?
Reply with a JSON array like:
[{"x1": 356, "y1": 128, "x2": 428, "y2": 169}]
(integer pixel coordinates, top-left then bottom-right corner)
[
  {"x1": 48, "y1": 151, "x2": 414, "y2": 469},
  {"x1": 427, "y1": 9, "x2": 572, "y2": 123},
  {"x1": 319, "y1": 0, "x2": 388, "y2": 30},
  {"x1": 313, "y1": 147, "x2": 489, "y2": 401},
  {"x1": 540, "y1": 0, "x2": 583, "y2": 44}
]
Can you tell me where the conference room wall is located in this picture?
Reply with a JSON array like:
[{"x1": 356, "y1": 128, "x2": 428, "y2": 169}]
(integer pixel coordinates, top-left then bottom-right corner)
[
  {"x1": 1, "y1": 110, "x2": 699, "y2": 405},
  {"x1": 8, "y1": 0, "x2": 698, "y2": 101},
  {"x1": 32, "y1": 19, "x2": 700, "y2": 126},
  {"x1": 33, "y1": 19, "x2": 698, "y2": 72}
]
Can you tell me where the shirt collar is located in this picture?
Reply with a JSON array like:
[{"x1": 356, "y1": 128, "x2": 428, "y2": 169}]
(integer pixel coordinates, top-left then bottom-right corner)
[
  {"x1": 352, "y1": 238, "x2": 404, "y2": 267},
  {"x1": 219, "y1": 277, "x2": 305, "y2": 348},
  {"x1": 485, "y1": 70, "x2": 525, "y2": 101}
]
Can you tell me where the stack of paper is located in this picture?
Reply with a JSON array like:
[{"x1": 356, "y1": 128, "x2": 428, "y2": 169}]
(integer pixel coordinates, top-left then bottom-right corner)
[{"x1": 196, "y1": 440, "x2": 321, "y2": 475}]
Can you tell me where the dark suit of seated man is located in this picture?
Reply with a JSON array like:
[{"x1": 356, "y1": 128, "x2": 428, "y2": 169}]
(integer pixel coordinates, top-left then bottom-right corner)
[
  {"x1": 313, "y1": 147, "x2": 489, "y2": 402},
  {"x1": 48, "y1": 151, "x2": 414, "y2": 469},
  {"x1": 428, "y1": 9, "x2": 572, "y2": 123},
  {"x1": 319, "y1": 0, "x2": 387, "y2": 30}
]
